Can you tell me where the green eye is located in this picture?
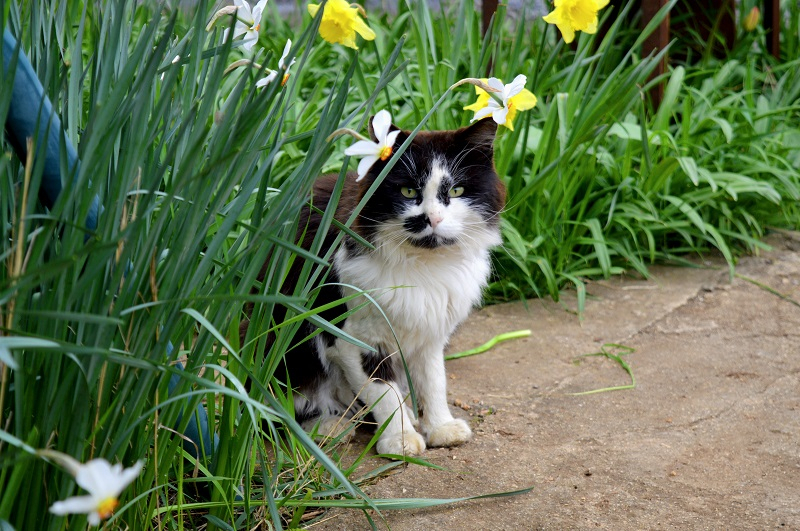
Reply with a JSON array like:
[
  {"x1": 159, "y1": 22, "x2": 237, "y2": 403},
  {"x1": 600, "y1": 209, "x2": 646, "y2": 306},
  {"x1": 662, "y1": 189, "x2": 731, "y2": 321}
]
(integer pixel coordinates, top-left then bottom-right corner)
[
  {"x1": 400, "y1": 187, "x2": 418, "y2": 199},
  {"x1": 448, "y1": 186, "x2": 465, "y2": 198}
]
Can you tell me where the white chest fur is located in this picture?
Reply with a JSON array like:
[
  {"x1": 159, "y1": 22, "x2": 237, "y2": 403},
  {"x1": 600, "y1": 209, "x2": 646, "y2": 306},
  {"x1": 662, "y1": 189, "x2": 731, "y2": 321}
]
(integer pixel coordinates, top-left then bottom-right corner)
[{"x1": 334, "y1": 244, "x2": 493, "y2": 354}]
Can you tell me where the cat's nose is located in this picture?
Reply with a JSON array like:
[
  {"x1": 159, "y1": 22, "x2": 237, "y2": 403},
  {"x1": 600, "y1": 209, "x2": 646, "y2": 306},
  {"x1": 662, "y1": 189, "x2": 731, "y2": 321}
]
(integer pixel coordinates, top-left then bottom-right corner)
[{"x1": 427, "y1": 214, "x2": 443, "y2": 229}]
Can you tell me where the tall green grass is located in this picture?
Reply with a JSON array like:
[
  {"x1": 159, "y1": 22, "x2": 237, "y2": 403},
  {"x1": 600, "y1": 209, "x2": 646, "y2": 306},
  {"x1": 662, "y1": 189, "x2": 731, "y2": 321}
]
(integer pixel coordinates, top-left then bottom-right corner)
[{"x1": 1, "y1": 0, "x2": 799, "y2": 529}]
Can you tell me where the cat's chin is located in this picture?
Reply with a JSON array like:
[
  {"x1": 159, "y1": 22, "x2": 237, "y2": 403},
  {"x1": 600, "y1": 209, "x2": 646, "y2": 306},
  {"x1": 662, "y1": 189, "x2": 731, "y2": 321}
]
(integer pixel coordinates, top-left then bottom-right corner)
[{"x1": 406, "y1": 234, "x2": 458, "y2": 249}]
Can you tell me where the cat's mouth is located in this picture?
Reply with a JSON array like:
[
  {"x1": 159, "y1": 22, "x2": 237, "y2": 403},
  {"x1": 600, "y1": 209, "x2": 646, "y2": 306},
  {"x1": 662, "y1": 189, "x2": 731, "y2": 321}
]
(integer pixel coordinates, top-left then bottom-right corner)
[{"x1": 407, "y1": 234, "x2": 458, "y2": 249}]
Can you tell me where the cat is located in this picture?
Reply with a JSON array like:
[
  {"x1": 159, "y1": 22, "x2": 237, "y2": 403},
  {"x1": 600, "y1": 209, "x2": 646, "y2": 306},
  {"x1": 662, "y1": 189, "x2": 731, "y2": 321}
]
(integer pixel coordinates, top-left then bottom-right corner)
[{"x1": 246, "y1": 117, "x2": 505, "y2": 456}]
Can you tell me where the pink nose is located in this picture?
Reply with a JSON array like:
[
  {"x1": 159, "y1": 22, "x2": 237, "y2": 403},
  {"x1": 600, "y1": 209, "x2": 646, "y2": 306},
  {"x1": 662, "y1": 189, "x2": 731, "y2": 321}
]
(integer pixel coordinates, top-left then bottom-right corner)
[{"x1": 429, "y1": 214, "x2": 443, "y2": 229}]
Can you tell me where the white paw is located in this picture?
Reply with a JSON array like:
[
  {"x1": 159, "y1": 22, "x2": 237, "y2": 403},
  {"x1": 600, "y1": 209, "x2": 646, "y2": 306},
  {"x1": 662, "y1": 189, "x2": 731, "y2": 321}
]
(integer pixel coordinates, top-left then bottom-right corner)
[
  {"x1": 426, "y1": 419, "x2": 472, "y2": 448},
  {"x1": 376, "y1": 430, "x2": 426, "y2": 457}
]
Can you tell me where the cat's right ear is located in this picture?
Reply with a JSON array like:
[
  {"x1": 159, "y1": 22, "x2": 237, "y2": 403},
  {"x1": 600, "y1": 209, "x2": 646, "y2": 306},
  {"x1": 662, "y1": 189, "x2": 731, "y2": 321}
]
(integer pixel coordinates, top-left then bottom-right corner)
[{"x1": 459, "y1": 118, "x2": 497, "y2": 149}]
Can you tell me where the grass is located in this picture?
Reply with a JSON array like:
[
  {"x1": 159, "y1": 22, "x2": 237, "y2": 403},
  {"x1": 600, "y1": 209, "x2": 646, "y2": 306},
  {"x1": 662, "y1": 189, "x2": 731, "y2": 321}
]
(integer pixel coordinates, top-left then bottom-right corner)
[{"x1": 0, "y1": 0, "x2": 799, "y2": 529}]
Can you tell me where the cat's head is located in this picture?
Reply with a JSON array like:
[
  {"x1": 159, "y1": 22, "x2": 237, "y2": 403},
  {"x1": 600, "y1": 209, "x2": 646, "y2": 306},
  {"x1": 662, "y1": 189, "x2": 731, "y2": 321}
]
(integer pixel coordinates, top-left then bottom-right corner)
[{"x1": 354, "y1": 117, "x2": 505, "y2": 253}]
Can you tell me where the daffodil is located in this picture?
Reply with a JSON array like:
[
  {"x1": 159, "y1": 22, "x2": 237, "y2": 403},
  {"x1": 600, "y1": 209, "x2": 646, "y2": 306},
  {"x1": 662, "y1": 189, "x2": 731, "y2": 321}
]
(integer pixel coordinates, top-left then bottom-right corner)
[
  {"x1": 256, "y1": 40, "x2": 296, "y2": 88},
  {"x1": 49, "y1": 457, "x2": 143, "y2": 526},
  {"x1": 464, "y1": 75, "x2": 537, "y2": 131},
  {"x1": 223, "y1": 0, "x2": 268, "y2": 52},
  {"x1": 344, "y1": 110, "x2": 400, "y2": 181},
  {"x1": 542, "y1": 0, "x2": 610, "y2": 44},
  {"x1": 307, "y1": 0, "x2": 376, "y2": 50}
]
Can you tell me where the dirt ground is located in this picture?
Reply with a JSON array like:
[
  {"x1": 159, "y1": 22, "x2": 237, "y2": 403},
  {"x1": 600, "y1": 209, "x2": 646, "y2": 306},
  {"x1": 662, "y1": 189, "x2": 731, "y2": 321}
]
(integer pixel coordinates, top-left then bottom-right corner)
[{"x1": 311, "y1": 231, "x2": 800, "y2": 530}]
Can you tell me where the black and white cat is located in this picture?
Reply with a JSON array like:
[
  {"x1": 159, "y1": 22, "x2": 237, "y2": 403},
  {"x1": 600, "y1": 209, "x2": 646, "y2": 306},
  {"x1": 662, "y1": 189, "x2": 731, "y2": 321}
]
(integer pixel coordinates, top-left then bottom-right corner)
[{"x1": 252, "y1": 117, "x2": 505, "y2": 456}]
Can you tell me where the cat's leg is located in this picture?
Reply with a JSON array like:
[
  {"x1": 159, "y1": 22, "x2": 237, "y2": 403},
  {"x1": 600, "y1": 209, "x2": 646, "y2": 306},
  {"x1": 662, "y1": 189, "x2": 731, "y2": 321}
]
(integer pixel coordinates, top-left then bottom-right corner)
[
  {"x1": 295, "y1": 365, "x2": 355, "y2": 444},
  {"x1": 411, "y1": 345, "x2": 472, "y2": 448},
  {"x1": 328, "y1": 342, "x2": 426, "y2": 456}
]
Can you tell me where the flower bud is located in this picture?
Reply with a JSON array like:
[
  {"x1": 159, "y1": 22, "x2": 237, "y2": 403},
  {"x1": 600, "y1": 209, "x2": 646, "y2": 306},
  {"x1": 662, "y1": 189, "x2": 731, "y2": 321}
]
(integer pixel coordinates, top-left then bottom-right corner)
[{"x1": 743, "y1": 7, "x2": 760, "y2": 32}]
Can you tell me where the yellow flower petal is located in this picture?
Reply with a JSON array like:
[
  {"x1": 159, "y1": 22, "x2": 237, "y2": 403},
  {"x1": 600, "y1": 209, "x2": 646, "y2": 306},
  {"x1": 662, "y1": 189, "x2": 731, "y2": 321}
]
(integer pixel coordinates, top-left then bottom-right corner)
[
  {"x1": 309, "y1": 0, "x2": 374, "y2": 49},
  {"x1": 543, "y1": 0, "x2": 608, "y2": 44},
  {"x1": 353, "y1": 16, "x2": 376, "y2": 41},
  {"x1": 464, "y1": 92, "x2": 490, "y2": 111},
  {"x1": 510, "y1": 89, "x2": 537, "y2": 112}
]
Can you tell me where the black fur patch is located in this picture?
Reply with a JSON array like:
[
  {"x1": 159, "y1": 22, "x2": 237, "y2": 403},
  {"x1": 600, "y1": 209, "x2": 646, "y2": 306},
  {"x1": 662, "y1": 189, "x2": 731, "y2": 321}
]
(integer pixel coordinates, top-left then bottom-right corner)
[
  {"x1": 361, "y1": 347, "x2": 395, "y2": 382},
  {"x1": 403, "y1": 214, "x2": 430, "y2": 234}
]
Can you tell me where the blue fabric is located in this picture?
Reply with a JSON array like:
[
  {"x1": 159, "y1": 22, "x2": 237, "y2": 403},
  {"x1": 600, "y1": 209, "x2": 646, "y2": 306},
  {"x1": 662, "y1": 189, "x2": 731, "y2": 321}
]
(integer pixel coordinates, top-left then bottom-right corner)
[{"x1": 3, "y1": 27, "x2": 98, "y2": 230}]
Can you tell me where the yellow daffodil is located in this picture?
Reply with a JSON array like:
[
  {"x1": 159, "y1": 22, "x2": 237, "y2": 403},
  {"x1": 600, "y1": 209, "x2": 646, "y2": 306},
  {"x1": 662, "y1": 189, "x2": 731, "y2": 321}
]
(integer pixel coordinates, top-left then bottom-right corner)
[
  {"x1": 49, "y1": 457, "x2": 143, "y2": 526},
  {"x1": 543, "y1": 0, "x2": 610, "y2": 44},
  {"x1": 307, "y1": 0, "x2": 375, "y2": 50},
  {"x1": 464, "y1": 75, "x2": 537, "y2": 131},
  {"x1": 344, "y1": 109, "x2": 400, "y2": 181}
]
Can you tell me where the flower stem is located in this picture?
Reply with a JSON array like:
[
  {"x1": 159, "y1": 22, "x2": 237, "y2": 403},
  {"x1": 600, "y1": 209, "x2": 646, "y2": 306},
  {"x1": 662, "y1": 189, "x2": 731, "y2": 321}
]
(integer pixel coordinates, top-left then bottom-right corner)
[
  {"x1": 453, "y1": 77, "x2": 504, "y2": 106},
  {"x1": 327, "y1": 128, "x2": 368, "y2": 142},
  {"x1": 223, "y1": 59, "x2": 263, "y2": 76}
]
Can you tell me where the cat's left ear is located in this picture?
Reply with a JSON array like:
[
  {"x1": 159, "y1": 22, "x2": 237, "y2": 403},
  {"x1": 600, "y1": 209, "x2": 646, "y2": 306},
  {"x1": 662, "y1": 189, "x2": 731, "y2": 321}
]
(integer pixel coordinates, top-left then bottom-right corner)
[{"x1": 458, "y1": 118, "x2": 497, "y2": 151}]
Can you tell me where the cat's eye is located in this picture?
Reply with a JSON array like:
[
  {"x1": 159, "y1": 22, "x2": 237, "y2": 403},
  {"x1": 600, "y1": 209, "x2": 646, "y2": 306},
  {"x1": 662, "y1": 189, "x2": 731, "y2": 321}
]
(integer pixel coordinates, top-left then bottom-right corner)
[
  {"x1": 448, "y1": 186, "x2": 465, "y2": 198},
  {"x1": 400, "y1": 187, "x2": 418, "y2": 199}
]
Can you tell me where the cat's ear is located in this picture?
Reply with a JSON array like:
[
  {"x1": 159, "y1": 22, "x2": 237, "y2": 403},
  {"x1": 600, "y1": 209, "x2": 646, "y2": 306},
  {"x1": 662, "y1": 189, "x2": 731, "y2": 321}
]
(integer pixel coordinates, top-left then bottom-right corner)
[
  {"x1": 368, "y1": 115, "x2": 402, "y2": 143},
  {"x1": 458, "y1": 118, "x2": 497, "y2": 149}
]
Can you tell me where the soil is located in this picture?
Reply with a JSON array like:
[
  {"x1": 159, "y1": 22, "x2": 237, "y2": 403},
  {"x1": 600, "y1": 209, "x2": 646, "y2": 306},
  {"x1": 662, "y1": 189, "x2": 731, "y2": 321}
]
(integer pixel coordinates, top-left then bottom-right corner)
[{"x1": 311, "y1": 231, "x2": 800, "y2": 530}]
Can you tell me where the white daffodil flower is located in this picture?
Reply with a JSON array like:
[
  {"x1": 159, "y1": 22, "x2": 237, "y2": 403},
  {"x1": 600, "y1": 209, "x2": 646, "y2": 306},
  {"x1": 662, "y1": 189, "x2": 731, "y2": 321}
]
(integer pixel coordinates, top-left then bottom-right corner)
[
  {"x1": 256, "y1": 39, "x2": 297, "y2": 88},
  {"x1": 255, "y1": 69, "x2": 279, "y2": 88},
  {"x1": 49, "y1": 458, "x2": 143, "y2": 526},
  {"x1": 277, "y1": 39, "x2": 296, "y2": 85},
  {"x1": 344, "y1": 110, "x2": 401, "y2": 181},
  {"x1": 466, "y1": 74, "x2": 537, "y2": 131},
  {"x1": 256, "y1": 39, "x2": 296, "y2": 88},
  {"x1": 223, "y1": 0, "x2": 268, "y2": 52}
]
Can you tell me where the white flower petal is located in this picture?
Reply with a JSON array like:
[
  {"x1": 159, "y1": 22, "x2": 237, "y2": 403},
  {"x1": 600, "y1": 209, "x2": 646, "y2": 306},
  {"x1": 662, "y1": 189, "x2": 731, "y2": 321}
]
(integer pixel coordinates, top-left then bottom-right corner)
[
  {"x1": 486, "y1": 77, "x2": 505, "y2": 92},
  {"x1": 87, "y1": 511, "x2": 102, "y2": 527},
  {"x1": 505, "y1": 74, "x2": 527, "y2": 99},
  {"x1": 75, "y1": 459, "x2": 116, "y2": 495},
  {"x1": 253, "y1": 0, "x2": 269, "y2": 21},
  {"x1": 237, "y1": 0, "x2": 253, "y2": 21},
  {"x1": 115, "y1": 461, "x2": 144, "y2": 494},
  {"x1": 356, "y1": 155, "x2": 379, "y2": 181},
  {"x1": 492, "y1": 106, "x2": 509, "y2": 125},
  {"x1": 74, "y1": 458, "x2": 142, "y2": 498},
  {"x1": 344, "y1": 139, "x2": 380, "y2": 157},
  {"x1": 470, "y1": 106, "x2": 496, "y2": 122},
  {"x1": 256, "y1": 71, "x2": 278, "y2": 87},
  {"x1": 371, "y1": 110, "x2": 392, "y2": 143},
  {"x1": 385, "y1": 129, "x2": 401, "y2": 149},
  {"x1": 228, "y1": 20, "x2": 249, "y2": 40},
  {"x1": 279, "y1": 39, "x2": 292, "y2": 69},
  {"x1": 50, "y1": 495, "x2": 98, "y2": 515},
  {"x1": 242, "y1": 31, "x2": 259, "y2": 51}
]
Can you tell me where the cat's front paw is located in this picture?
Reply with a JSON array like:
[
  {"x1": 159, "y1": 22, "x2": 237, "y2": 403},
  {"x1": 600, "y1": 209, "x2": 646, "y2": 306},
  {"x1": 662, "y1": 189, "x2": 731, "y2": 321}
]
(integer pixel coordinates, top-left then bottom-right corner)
[
  {"x1": 376, "y1": 430, "x2": 426, "y2": 457},
  {"x1": 426, "y1": 419, "x2": 472, "y2": 448}
]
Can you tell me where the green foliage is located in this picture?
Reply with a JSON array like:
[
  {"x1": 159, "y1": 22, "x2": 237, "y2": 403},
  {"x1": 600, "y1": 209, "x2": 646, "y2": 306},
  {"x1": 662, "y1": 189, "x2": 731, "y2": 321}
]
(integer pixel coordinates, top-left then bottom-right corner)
[{"x1": 1, "y1": 0, "x2": 799, "y2": 529}]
